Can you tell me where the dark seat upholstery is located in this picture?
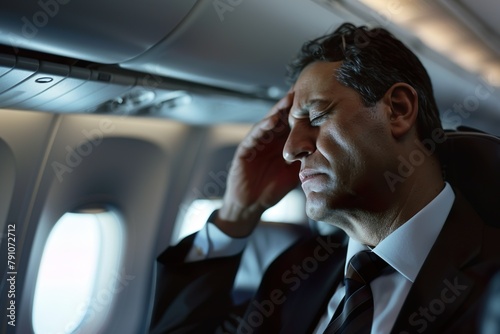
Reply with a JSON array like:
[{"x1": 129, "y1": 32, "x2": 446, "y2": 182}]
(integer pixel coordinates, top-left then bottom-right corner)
[{"x1": 441, "y1": 131, "x2": 500, "y2": 227}]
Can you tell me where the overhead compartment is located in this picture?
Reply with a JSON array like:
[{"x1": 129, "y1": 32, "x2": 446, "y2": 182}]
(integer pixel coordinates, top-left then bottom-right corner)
[
  {"x1": 0, "y1": 0, "x2": 198, "y2": 64},
  {"x1": 120, "y1": 0, "x2": 360, "y2": 96},
  {"x1": 0, "y1": 52, "x2": 275, "y2": 122},
  {"x1": 0, "y1": 53, "x2": 135, "y2": 113}
]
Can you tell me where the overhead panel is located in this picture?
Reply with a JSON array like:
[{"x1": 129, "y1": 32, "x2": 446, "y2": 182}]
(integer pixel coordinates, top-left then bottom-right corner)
[
  {"x1": 16, "y1": 67, "x2": 91, "y2": 110},
  {"x1": 0, "y1": 56, "x2": 39, "y2": 93},
  {"x1": 0, "y1": 54, "x2": 16, "y2": 76},
  {"x1": 0, "y1": 51, "x2": 274, "y2": 120},
  {"x1": 0, "y1": 53, "x2": 136, "y2": 113},
  {"x1": 37, "y1": 70, "x2": 135, "y2": 113},
  {"x1": 0, "y1": 61, "x2": 69, "y2": 108},
  {"x1": 0, "y1": 0, "x2": 199, "y2": 64}
]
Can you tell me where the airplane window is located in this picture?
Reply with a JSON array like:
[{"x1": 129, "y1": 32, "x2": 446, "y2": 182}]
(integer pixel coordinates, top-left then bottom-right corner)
[
  {"x1": 176, "y1": 189, "x2": 307, "y2": 241},
  {"x1": 32, "y1": 208, "x2": 125, "y2": 334},
  {"x1": 261, "y1": 189, "x2": 306, "y2": 223},
  {"x1": 177, "y1": 198, "x2": 223, "y2": 241}
]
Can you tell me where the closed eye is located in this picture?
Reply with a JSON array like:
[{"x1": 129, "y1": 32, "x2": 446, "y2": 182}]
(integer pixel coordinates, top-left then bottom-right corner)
[{"x1": 309, "y1": 110, "x2": 331, "y2": 125}]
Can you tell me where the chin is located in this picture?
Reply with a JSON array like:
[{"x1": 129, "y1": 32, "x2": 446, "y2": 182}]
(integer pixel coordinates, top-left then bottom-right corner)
[
  {"x1": 305, "y1": 190, "x2": 357, "y2": 221},
  {"x1": 305, "y1": 194, "x2": 332, "y2": 222}
]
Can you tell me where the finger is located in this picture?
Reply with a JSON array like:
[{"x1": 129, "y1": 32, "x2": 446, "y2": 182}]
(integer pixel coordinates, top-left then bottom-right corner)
[
  {"x1": 265, "y1": 91, "x2": 294, "y2": 117},
  {"x1": 246, "y1": 110, "x2": 290, "y2": 149},
  {"x1": 237, "y1": 93, "x2": 294, "y2": 156}
]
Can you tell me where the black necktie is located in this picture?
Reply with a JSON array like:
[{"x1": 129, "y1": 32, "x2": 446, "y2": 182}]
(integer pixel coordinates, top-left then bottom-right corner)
[{"x1": 323, "y1": 250, "x2": 391, "y2": 334}]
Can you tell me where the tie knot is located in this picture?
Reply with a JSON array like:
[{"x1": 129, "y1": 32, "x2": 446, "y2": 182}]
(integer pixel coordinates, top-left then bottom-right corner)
[{"x1": 346, "y1": 251, "x2": 390, "y2": 285}]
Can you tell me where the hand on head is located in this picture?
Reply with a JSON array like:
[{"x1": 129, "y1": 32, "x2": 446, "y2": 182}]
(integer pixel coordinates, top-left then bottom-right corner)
[{"x1": 215, "y1": 92, "x2": 300, "y2": 237}]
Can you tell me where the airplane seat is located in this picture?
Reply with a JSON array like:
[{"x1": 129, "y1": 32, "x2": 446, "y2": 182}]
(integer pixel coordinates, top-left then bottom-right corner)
[
  {"x1": 440, "y1": 131, "x2": 500, "y2": 227},
  {"x1": 481, "y1": 271, "x2": 500, "y2": 333},
  {"x1": 441, "y1": 131, "x2": 500, "y2": 331},
  {"x1": 233, "y1": 221, "x2": 312, "y2": 304}
]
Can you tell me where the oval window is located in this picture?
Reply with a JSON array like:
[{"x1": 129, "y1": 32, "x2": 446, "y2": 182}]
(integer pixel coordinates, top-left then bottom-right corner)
[
  {"x1": 175, "y1": 189, "x2": 306, "y2": 242},
  {"x1": 32, "y1": 208, "x2": 125, "y2": 334}
]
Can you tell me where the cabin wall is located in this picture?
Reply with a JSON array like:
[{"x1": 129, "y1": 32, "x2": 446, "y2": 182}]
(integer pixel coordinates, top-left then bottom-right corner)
[{"x1": 1, "y1": 109, "x2": 238, "y2": 333}]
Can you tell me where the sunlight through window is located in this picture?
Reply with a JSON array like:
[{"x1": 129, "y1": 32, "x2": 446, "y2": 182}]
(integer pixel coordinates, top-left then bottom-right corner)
[
  {"x1": 32, "y1": 209, "x2": 124, "y2": 334},
  {"x1": 177, "y1": 189, "x2": 306, "y2": 241}
]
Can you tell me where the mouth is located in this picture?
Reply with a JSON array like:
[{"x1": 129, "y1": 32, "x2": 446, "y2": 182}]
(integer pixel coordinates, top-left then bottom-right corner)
[{"x1": 299, "y1": 169, "x2": 326, "y2": 184}]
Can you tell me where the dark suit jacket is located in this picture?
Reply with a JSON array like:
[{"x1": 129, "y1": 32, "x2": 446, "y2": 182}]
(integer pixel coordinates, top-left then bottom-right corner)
[{"x1": 149, "y1": 192, "x2": 500, "y2": 334}]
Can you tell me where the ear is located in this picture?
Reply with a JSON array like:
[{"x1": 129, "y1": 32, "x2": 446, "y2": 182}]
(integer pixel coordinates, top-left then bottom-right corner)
[{"x1": 383, "y1": 83, "x2": 419, "y2": 139}]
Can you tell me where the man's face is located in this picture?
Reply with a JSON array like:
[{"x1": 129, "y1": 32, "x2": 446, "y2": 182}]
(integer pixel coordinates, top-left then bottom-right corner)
[{"x1": 284, "y1": 61, "x2": 398, "y2": 222}]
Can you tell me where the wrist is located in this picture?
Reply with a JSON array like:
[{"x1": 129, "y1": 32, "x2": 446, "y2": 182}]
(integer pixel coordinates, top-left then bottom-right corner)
[{"x1": 214, "y1": 203, "x2": 265, "y2": 238}]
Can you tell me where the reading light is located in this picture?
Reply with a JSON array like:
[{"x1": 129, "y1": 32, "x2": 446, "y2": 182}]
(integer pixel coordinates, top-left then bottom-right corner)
[
  {"x1": 35, "y1": 77, "x2": 54, "y2": 84},
  {"x1": 354, "y1": 0, "x2": 500, "y2": 86}
]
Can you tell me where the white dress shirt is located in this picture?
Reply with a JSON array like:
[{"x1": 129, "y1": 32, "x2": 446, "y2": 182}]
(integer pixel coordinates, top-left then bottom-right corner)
[
  {"x1": 185, "y1": 215, "x2": 248, "y2": 262},
  {"x1": 313, "y1": 183, "x2": 455, "y2": 333},
  {"x1": 185, "y1": 183, "x2": 455, "y2": 333}
]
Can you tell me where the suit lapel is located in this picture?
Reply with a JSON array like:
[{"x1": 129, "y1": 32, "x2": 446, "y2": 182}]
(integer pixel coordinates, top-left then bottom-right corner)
[
  {"x1": 391, "y1": 192, "x2": 484, "y2": 333},
  {"x1": 246, "y1": 230, "x2": 348, "y2": 334},
  {"x1": 281, "y1": 232, "x2": 348, "y2": 334}
]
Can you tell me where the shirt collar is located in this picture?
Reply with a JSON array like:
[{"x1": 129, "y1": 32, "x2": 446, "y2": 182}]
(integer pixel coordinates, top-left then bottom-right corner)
[{"x1": 345, "y1": 182, "x2": 455, "y2": 283}]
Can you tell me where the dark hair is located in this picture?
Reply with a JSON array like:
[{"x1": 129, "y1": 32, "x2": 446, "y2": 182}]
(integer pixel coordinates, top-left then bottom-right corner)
[{"x1": 286, "y1": 23, "x2": 442, "y2": 143}]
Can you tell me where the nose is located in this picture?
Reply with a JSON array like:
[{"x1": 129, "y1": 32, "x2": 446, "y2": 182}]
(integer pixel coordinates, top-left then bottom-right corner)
[{"x1": 283, "y1": 121, "x2": 317, "y2": 163}]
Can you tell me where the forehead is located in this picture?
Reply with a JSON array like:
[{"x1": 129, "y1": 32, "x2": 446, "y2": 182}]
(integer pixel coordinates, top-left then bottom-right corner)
[
  {"x1": 293, "y1": 61, "x2": 343, "y2": 96},
  {"x1": 291, "y1": 61, "x2": 363, "y2": 118}
]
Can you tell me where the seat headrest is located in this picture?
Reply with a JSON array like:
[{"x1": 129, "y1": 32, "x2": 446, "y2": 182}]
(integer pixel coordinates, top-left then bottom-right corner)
[{"x1": 441, "y1": 132, "x2": 500, "y2": 227}]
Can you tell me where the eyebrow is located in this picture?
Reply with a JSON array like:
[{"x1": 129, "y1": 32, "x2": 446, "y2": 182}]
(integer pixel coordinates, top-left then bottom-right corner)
[{"x1": 291, "y1": 98, "x2": 333, "y2": 117}]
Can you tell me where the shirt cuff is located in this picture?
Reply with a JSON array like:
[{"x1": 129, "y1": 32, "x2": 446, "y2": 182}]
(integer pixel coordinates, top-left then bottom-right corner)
[{"x1": 185, "y1": 210, "x2": 249, "y2": 262}]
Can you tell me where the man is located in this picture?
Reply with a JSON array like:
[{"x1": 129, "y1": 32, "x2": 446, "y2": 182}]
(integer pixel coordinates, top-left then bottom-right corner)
[{"x1": 150, "y1": 23, "x2": 500, "y2": 333}]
